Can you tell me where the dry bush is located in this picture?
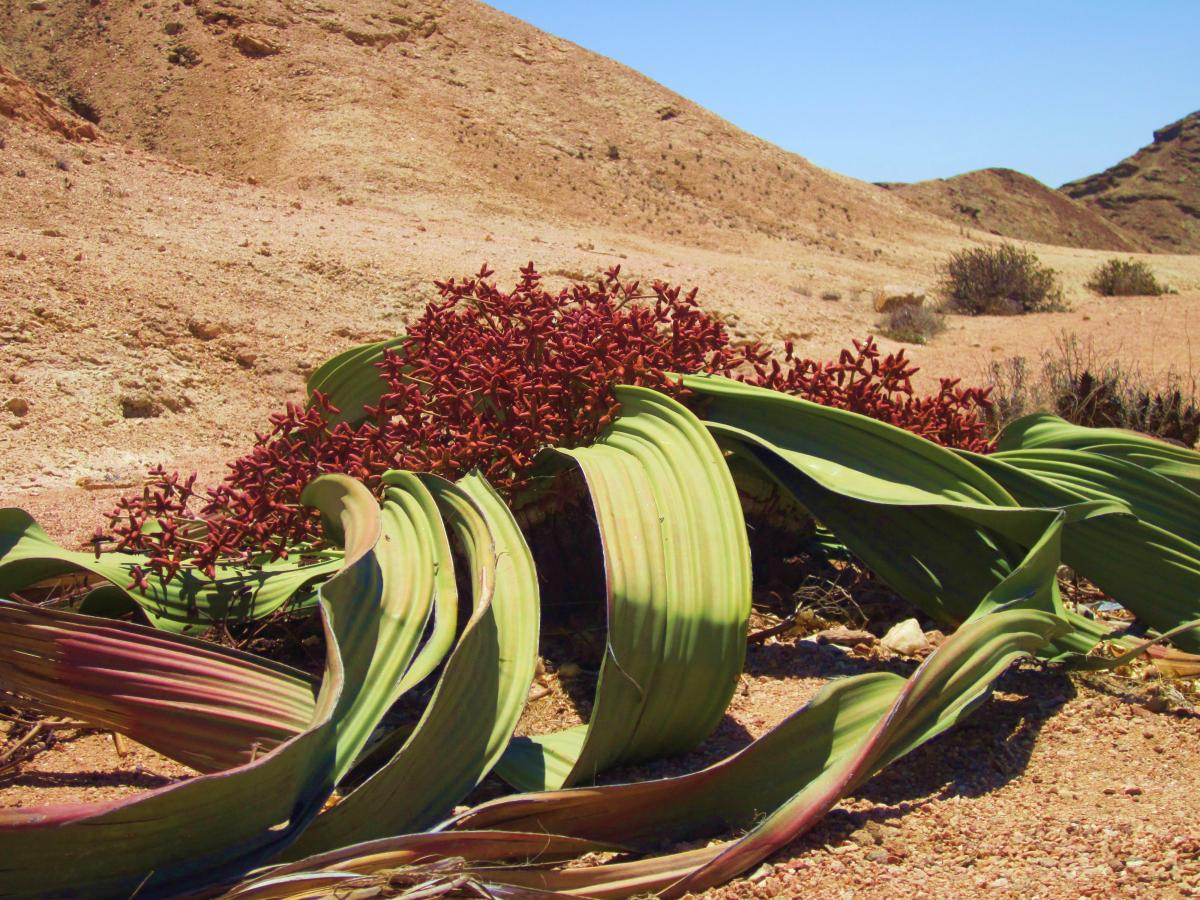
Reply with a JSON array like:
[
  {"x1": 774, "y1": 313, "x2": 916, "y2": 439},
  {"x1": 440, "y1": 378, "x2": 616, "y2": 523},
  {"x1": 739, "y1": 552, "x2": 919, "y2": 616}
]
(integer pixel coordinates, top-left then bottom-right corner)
[
  {"x1": 942, "y1": 243, "x2": 1065, "y2": 315},
  {"x1": 1086, "y1": 258, "x2": 1170, "y2": 296},
  {"x1": 985, "y1": 334, "x2": 1200, "y2": 445},
  {"x1": 877, "y1": 304, "x2": 945, "y2": 345}
]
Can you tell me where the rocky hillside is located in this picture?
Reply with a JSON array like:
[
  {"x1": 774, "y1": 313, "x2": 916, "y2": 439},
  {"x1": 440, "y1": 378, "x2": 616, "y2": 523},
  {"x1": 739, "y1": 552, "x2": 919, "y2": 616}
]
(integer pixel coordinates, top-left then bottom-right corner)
[
  {"x1": 1061, "y1": 111, "x2": 1200, "y2": 253},
  {"x1": 882, "y1": 168, "x2": 1145, "y2": 252},
  {"x1": 0, "y1": 62, "x2": 97, "y2": 141},
  {"x1": 0, "y1": 0, "x2": 940, "y2": 258}
]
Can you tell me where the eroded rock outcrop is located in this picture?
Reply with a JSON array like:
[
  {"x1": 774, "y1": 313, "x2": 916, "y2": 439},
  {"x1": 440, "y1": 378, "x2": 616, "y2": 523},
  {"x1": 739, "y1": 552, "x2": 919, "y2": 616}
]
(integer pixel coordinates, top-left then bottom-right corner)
[{"x1": 1061, "y1": 111, "x2": 1200, "y2": 253}]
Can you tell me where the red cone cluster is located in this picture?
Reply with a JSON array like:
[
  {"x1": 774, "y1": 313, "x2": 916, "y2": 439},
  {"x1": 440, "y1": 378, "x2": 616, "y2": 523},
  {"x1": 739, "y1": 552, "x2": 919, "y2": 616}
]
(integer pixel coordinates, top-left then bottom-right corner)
[{"x1": 109, "y1": 264, "x2": 993, "y2": 583}]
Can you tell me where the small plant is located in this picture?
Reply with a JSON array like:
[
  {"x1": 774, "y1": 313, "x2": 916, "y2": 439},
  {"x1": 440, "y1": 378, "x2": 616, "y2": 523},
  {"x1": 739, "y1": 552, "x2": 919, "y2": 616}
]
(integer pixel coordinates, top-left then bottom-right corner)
[
  {"x1": 607, "y1": 144, "x2": 620, "y2": 160},
  {"x1": 1056, "y1": 370, "x2": 1200, "y2": 446},
  {"x1": 942, "y1": 243, "x2": 1065, "y2": 315},
  {"x1": 985, "y1": 334, "x2": 1200, "y2": 446},
  {"x1": 877, "y1": 304, "x2": 945, "y2": 345},
  {"x1": 1086, "y1": 258, "x2": 1169, "y2": 296}
]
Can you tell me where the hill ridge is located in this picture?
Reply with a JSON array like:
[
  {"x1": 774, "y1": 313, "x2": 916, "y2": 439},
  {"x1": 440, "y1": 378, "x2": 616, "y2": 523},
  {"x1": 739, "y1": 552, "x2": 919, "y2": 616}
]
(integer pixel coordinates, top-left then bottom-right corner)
[
  {"x1": 1061, "y1": 110, "x2": 1200, "y2": 252},
  {"x1": 882, "y1": 166, "x2": 1145, "y2": 252},
  {"x1": 0, "y1": 0, "x2": 948, "y2": 258}
]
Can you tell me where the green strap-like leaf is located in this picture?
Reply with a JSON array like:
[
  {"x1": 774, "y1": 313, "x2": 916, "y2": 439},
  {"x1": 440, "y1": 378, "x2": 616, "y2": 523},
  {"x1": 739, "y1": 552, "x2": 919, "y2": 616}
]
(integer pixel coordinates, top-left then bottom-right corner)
[
  {"x1": 997, "y1": 412, "x2": 1200, "y2": 494},
  {"x1": 301, "y1": 611, "x2": 1065, "y2": 899},
  {"x1": 497, "y1": 385, "x2": 751, "y2": 791},
  {"x1": 0, "y1": 508, "x2": 340, "y2": 633},
  {"x1": 971, "y1": 448, "x2": 1200, "y2": 653},
  {"x1": 681, "y1": 375, "x2": 1096, "y2": 639},
  {"x1": 0, "y1": 601, "x2": 316, "y2": 773},
  {"x1": 284, "y1": 471, "x2": 540, "y2": 854},
  {"x1": 0, "y1": 475, "x2": 431, "y2": 898},
  {"x1": 305, "y1": 336, "x2": 407, "y2": 426},
  {"x1": 0, "y1": 477, "x2": 364, "y2": 896},
  {"x1": 300, "y1": 474, "x2": 440, "y2": 781}
]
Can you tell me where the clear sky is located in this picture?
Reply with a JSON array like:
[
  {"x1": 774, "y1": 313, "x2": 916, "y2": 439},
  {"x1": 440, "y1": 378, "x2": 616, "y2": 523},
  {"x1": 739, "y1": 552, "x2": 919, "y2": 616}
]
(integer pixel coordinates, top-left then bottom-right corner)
[{"x1": 487, "y1": 1, "x2": 1199, "y2": 187}]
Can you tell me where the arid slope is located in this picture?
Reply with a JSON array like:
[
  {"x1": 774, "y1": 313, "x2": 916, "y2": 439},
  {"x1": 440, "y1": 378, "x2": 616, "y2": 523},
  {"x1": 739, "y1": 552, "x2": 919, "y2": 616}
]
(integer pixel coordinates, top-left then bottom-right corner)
[
  {"x1": 1062, "y1": 110, "x2": 1200, "y2": 252},
  {"x1": 884, "y1": 167, "x2": 1146, "y2": 251},
  {"x1": 0, "y1": 0, "x2": 941, "y2": 256}
]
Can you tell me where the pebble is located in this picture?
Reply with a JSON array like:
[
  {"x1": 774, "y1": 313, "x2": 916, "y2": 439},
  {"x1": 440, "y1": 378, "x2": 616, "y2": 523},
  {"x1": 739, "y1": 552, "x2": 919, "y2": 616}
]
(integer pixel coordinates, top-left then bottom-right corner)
[
  {"x1": 4, "y1": 397, "x2": 29, "y2": 417},
  {"x1": 882, "y1": 618, "x2": 930, "y2": 656}
]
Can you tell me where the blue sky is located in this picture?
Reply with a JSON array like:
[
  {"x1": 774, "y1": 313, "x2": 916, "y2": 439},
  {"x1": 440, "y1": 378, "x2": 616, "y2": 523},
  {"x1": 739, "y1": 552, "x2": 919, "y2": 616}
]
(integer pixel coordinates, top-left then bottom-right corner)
[{"x1": 487, "y1": 1, "x2": 1199, "y2": 187}]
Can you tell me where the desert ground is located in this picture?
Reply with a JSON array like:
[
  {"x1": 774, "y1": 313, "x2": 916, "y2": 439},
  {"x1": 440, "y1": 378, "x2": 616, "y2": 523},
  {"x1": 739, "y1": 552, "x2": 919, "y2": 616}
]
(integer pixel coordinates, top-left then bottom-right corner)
[{"x1": 3, "y1": 1, "x2": 1200, "y2": 897}]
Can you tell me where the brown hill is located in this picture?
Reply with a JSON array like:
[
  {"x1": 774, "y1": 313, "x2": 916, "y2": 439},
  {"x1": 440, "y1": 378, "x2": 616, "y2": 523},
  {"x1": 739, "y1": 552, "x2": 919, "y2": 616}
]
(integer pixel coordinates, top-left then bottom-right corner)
[
  {"x1": 0, "y1": 0, "x2": 932, "y2": 254},
  {"x1": 1061, "y1": 111, "x2": 1200, "y2": 252},
  {"x1": 883, "y1": 167, "x2": 1146, "y2": 252}
]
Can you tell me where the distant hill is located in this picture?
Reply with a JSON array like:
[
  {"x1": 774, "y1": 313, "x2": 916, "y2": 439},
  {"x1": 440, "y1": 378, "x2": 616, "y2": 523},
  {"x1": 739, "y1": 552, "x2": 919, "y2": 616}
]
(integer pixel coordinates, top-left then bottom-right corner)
[
  {"x1": 1061, "y1": 111, "x2": 1200, "y2": 253},
  {"x1": 882, "y1": 167, "x2": 1145, "y2": 252}
]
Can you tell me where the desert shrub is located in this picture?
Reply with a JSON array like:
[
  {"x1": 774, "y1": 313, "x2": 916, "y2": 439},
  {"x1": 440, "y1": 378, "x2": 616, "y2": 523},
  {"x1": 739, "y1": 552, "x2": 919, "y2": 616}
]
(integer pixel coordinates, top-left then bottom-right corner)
[
  {"x1": 942, "y1": 243, "x2": 1065, "y2": 315},
  {"x1": 1086, "y1": 258, "x2": 1169, "y2": 296},
  {"x1": 985, "y1": 334, "x2": 1200, "y2": 445},
  {"x1": 877, "y1": 304, "x2": 945, "y2": 345},
  {"x1": 110, "y1": 265, "x2": 994, "y2": 582}
]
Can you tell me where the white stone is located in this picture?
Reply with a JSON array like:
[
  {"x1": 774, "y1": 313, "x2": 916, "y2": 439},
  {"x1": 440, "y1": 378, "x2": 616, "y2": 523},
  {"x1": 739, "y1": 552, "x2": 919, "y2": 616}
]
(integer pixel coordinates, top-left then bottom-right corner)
[{"x1": 881, "y1": 618, "x2": 930, "y2": 656}]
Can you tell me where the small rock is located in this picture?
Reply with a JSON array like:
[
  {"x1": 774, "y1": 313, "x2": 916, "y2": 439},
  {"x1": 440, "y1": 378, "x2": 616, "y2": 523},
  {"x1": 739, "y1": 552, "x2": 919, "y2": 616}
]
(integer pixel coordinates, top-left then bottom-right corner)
[
  {"x1": 233, "y1": 32, "x2": 283, "y2": 57},
  {"x1": 847, "y1": 826, "x2": 879, "y2": 847},
  {"x1": 881, "y1": 618, "x2": 930, "y2": 656},
  {"x1": 4, "y1": 397, "x2": 29, "y2": 417},
  {"x1": 188, "y1": 318, "x2": 224, "y2": 340},
  {"x1": 163, "y1": 21, "x2": 185, "y2": 36},
  {"x1": 76, "y1": 476, "x2": 138, "y2": 491},
  {"x1": 815, "y1": 627, "x2": 877, "y2": 648},
  {"x1": 1124, "y1": 785, "x2": 1144, "y2": 796},
  {"x1": 874, "y1": 285, "x2": 926, "y2": 314},
  {"x1": 120, "y1": 392, "x2": 163, "y2": 419},
  {"x1": 747, "y1": 864, "x2": 771, "y2": 883},
  {"x1": 865, "y1": 848, "x2": 890, "y2": 864},
  {"x1": 235, "y1": 351, "x2": 257, "y2": 369}
]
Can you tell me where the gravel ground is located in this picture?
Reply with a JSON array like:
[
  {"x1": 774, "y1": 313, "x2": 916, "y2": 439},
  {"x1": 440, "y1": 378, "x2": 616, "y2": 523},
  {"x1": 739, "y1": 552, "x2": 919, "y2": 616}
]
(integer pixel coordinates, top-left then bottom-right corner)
[
  {"x1": 2, "y1": 625, "x2": 1198, "y2": 897},
  {"x1": 691, "y1": 648, "x2": 1200, "y2": 899}
]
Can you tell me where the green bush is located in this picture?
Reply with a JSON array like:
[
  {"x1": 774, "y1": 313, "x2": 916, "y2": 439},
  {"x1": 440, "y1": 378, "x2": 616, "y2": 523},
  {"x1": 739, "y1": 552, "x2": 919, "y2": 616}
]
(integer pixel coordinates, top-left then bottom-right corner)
[
  {"x1": 941, "y1": 243, "x2": 1065, "y2": 315},
  {"x1": 877, "y1": 304, "x2": 945, "y2": 345},
  {"x1": 1086, "y1": 258, "x2": 1169, "y2": 296}
]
